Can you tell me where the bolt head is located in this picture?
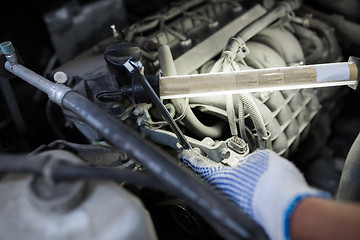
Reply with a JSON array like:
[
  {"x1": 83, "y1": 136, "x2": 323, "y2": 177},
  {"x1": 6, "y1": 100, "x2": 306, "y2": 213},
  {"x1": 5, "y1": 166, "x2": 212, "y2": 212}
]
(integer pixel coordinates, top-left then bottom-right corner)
[{"x1": 53, "y1": 71, "x2": 68, "y2": 84}]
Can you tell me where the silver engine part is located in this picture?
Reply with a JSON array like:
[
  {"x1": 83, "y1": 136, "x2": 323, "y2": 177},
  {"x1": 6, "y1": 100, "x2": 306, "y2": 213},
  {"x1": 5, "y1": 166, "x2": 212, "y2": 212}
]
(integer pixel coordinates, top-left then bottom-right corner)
[
  {"x1": 55, "y1": 1, "x2": 327, "y2": 162},
  {"x1": 1, "y1": 0, "x2": 359, "y2": 239}
]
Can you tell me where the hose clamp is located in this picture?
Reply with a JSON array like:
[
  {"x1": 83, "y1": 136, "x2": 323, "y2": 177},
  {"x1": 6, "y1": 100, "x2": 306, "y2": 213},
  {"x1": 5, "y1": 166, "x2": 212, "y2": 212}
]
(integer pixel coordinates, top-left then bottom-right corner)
[
  {"x1": 224, "y1": 37, "x2": 249, "y2": 60},
  {"x1": 48, "y1": 84, "x2": 76, "y2": 106}
]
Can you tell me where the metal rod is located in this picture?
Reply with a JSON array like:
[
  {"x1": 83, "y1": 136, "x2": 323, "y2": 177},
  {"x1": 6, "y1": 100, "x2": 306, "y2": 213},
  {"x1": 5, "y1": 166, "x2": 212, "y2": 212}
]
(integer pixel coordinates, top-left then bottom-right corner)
[{"x1": 4, "y1": 62, "x2": 74, "y2": 106}]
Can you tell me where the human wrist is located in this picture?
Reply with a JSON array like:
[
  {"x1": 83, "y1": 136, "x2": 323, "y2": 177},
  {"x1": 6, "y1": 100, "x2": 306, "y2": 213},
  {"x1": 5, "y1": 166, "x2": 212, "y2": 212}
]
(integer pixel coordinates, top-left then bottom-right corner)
[
  {"x1": 284, "y1": 195, "x2": 322, "y2": 240},
  {"x1": 291, "y1": 197, "x2": 360, "y2": 240},
  {"x1": 251, "y1": 151, "x2": 330, "y2": 240}
]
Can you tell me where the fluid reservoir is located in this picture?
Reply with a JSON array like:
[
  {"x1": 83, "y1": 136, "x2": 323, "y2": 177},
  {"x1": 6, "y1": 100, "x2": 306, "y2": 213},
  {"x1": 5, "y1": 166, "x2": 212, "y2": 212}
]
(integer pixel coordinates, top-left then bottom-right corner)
[{"x1": 0, "y1": 152, "x2": 157, "y2": 240}]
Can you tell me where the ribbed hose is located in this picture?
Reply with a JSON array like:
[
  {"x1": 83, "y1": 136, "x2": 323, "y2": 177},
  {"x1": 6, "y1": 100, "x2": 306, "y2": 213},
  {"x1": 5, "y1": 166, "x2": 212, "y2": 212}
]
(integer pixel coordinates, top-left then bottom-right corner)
[
  {"x1": 158, "y1": 45, "x2": 222, "y2": 139},
  {"x1": 292, "y1": 23, "x2": 324, "y2": 63},
  {"x1": 239, "y1": 93, "x2": 269, "y2": 149}
]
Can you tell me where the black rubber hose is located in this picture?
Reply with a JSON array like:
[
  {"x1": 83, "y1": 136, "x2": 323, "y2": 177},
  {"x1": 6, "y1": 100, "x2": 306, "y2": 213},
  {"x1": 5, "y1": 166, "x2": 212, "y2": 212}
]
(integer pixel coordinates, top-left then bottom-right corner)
[
  {"x1": 0, "y1": 154, "x2": 166, "y2": 192},
  {"x1": 337, "y1": 132, "x2": 360, "y2": 202},
  {"x1": 61, "y1": 91, "x2": 268, "y2": 240}
]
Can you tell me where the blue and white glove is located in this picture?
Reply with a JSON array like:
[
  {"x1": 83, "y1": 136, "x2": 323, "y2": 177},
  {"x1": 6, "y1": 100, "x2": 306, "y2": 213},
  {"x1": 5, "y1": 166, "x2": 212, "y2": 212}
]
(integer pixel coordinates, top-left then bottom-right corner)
[{"x1": 179, "y1": 149, "x2": 329, "y2": 240}]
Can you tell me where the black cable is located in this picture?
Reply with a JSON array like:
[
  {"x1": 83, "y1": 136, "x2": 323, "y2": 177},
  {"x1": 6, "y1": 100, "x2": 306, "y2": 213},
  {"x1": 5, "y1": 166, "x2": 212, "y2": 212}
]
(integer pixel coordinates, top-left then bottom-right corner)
[
  {"x1": 55, "y1": 165, "x2": 168, "y2": 192},
  {"x1": 0, "y1": 154, "x2": 169, "y2": 193}
]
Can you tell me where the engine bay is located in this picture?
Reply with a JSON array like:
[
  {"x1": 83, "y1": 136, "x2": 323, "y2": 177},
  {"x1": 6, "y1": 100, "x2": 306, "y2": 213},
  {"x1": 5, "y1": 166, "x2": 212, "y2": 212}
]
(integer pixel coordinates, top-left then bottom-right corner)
[{"x1": 1, "y1": 0, "x2": 360, "y2": 239}]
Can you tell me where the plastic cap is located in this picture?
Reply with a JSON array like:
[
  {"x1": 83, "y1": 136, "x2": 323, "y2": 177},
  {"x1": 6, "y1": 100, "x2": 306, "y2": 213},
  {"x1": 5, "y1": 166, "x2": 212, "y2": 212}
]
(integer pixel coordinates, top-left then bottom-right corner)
[{"x1": 0, "y1": 41, "x2": 15, "y2": 55}]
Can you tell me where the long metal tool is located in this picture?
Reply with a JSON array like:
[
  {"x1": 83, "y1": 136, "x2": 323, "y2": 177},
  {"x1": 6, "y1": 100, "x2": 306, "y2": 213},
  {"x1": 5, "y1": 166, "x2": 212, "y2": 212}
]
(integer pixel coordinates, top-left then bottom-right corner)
[
  {"x1": 124, "y1": 60, "x2": 191, "y2": 150},
  {"x1": 160, "y1": 57, "x2": 360, "y2": 99},
  {"x1": 123, "y1": 59, "x2": 192, "y2": 150}
]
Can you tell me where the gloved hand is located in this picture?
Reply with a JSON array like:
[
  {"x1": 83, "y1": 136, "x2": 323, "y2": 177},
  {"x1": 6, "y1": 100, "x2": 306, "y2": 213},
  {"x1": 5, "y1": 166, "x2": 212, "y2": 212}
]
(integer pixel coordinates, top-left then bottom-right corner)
[{"x1": 179, "y1": 149, "x2": 329, "y2": 240}]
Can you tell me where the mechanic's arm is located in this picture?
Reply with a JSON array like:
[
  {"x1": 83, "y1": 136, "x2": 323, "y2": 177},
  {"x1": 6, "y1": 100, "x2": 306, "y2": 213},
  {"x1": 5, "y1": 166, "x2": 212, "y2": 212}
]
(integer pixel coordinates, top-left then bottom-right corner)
[
  {"x1": 179, "y1": 149, "x2": 360, "y2": 240},
  {"x1": 292, "y1": 197, "x2": 360, "y2": 240}
]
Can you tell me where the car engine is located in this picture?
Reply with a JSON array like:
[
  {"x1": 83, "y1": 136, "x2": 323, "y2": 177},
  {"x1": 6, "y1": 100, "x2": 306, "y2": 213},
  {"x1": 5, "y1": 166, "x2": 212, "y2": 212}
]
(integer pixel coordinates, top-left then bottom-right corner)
[{"x1": 1, "y1": 0, "x2": 360, "y2": 239}]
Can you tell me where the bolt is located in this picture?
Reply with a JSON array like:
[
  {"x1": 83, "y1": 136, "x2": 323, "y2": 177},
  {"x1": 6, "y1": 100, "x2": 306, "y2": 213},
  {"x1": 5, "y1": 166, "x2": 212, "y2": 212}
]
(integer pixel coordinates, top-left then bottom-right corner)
[
  {"x1": 219, "y1": 148, "x2": 230, "y2": 159},
  {"x1": 0, "y1": 41, "x2": 18, "y2": 65},
  {"x1": 176, "y1": 142, "x2": 183, "y2": 150},
  {"x1": 202, "y1": 137, "x2": 215, "y2": 147},
  {"x1": 110, "y1": 24, "x2": 120, "y2": 41},
  {"x1": 133, "y1": 107, "x2": 143, "y2": 116},
  {"x1": 208, "y1": 21, "x2": 219, "y2": 29},
  {"x1": 180, "y1": 39, "x2": 192, "y2": 47},
  {"x1": 136, "y1": 118, "x2": 143, "y2": 126},
  {"x1": 53, "y1": 71, "x2": 68, "y2": 84}
]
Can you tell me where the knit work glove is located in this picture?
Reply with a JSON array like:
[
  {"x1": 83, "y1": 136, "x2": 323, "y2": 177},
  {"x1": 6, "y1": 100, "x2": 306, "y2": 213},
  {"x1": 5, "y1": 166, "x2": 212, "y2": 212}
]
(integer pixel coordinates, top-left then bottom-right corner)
[{"x1": 179, "y1": 149, "x2": 329, "y2": 240}]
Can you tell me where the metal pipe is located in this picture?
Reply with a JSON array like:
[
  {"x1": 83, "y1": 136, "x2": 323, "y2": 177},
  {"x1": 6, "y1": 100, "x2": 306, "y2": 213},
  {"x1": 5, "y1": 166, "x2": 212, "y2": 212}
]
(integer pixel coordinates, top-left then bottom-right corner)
[{"x1": 4, "y1": 62, "x2": 73, "y2": 106}]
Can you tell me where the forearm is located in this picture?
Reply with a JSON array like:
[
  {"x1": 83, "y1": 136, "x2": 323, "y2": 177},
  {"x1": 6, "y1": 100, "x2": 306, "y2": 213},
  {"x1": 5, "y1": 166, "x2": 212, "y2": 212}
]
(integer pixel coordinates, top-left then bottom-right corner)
[{"x1": 291, "y1": 197, "x2": 360, "y2": 240}]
